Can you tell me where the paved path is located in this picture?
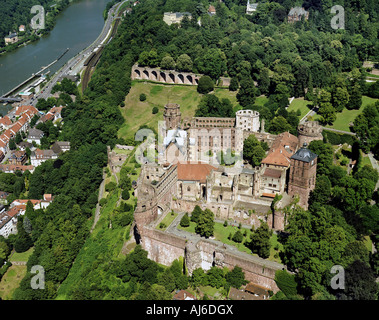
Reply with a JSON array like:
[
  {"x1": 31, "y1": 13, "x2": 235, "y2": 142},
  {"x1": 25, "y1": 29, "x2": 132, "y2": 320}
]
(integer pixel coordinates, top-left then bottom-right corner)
[
  {"x1": 322, "y1": 127, "x2": 357, "y2": 136},
  {"x1": 368, "y1": 152, "x2": 379, "y2": 191},
  {"x1": 26, "y1": 0, "x2": 127, "y2": 107},
  {"x1": 90, "y1": 172, "x2": 106, "y2": 233}
]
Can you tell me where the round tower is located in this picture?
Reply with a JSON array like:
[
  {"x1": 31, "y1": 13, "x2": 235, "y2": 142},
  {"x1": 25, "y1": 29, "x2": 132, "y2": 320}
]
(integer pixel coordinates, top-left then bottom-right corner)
[{"x1": 297, "y1": 121, "x2": 323, "y2": 146}]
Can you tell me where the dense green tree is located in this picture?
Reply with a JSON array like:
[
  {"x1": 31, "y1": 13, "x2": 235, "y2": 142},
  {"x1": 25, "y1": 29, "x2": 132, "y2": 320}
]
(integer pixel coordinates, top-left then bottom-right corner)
[
  {"x1": 180, "y1": 213, "x2": 190, "y2": 228},
  {"x1": 197, "y1": 76, "x2": 214, "y2": 94},
  {"x1": 243, "y1": 134, "x2": 266, "y2": 167},
  {"x1": 195, "y1": 208, "x2": 214, "y2": 238},
  {"x1": 249, "y1": 222, "x2": 272, "y2": 259}
]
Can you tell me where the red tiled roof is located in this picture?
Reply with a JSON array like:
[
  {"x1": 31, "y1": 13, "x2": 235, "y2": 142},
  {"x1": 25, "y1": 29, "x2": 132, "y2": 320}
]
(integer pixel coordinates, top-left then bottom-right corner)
[{"x1": 177, "y1": 162, "x2": 217, "y2": 183}]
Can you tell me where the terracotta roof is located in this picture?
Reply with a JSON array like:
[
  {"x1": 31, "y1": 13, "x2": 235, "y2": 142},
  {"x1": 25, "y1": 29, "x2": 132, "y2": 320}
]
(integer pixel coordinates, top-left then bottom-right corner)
[
  {"x1": 261, "y1": 149, "x2": 291, "y2": 167},
  {"x1": 177, "y1": 162, "x2": 217, "y2": 183},
  {"x1": 262, "y1": 132, "x2": 299, "y2": 167},
  {"x1": 0, "y1": 116, "x2": 12, "y2": 127},
  {"x1": 173, "y1": 290, "x2": 196, "y2": 300},
  {"x1": 0, "y1": 164, "x2": 34, "y2": 172},
  {"x1": 262, "y1": 193, "x2": 276, "y2": 198},
  {"x1": 6, "y1": 205, "x2": 26, "y2": 218},
  {"x1": 15, "y1": 105, "x2": 38, "y2": 117}
]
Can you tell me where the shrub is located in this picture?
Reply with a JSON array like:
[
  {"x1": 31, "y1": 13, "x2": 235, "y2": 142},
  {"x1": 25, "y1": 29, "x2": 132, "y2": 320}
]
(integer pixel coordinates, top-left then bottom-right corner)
[
  {"x1": 99, "y1": 198, "x2": 107, "y2": 207},
  {"x1": 197, "y1": 76, "x2": 214, "y2": 94},
  {"x1": 139, "y1": 93, "x2": 147, "y2": 101},
  {"x1": 105, "y1": 181, "x2": 117, "y2": 192},
  {"x1": 180, "y1": 213, "x2": 190, "y2": 227},
  {"x1": 152, "y1": 106, "x2": 159, "y2": 114},
  {"x1": 121, "y1": 189, "x2": 130, "y2": 200}
]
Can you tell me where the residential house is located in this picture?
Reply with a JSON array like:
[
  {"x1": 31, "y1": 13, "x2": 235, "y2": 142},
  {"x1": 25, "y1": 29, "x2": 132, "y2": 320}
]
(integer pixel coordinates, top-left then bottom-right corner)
[
  {"x1": 27, "y1": 128, "x2": 44, "y2": 145},
  {"x1": 246, "y1": 0, "x2": 258, "y2": 15},
  {"x1": 0, "y1": 195, "x2": 53, "y2": 238},
  {"x1": 208, "y1": 5, "x2": 216, "y2": 16},
  {"x1": 163, "y1": 12, "x2": 192, "y2": 25},
  {"x1": 18, "y1": 141, "x2": 33, "y2": 151},
  {"x1": 288, "y1": 7, "x2": 309, "y2": 23},
  {"x1": 0, "y1": 116, "x2": 13, "y2": 130},
  {"x1": 0, "y1": 164, "x2": 34, "y2": 174},
  {"x1": 30, "y1": 149, "x2": 58, "y2": 167},
  {"x1": 0, "y1": 205, "x2": 23, "y2": 238},
  {"x1": 51, "y1": 141, "x2": 70, "y2": 155},
  {"x1": 9, "y1": 150, "x2": 27, "y2": 165},
  {"x1": 172, "y1": 290, "x2": 196, "y2": 300},
  {"x1": 4, "y1": 32, "x2": 18, "y2": 45},
  {"x1": 38, "y1": 106, "x2": 64, "y2": 124}
]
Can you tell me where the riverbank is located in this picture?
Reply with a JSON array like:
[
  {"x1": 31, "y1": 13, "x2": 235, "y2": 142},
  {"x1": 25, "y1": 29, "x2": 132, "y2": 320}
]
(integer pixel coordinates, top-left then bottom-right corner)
[{"x1": 0, "y1": 0, "x2": 79, "y2": 56}]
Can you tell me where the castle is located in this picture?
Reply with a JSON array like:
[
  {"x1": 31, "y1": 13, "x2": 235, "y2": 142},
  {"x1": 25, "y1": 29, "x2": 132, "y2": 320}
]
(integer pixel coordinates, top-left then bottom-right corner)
[{"x1": 130, "y1": 104, "x2": 321, "y2": 292}]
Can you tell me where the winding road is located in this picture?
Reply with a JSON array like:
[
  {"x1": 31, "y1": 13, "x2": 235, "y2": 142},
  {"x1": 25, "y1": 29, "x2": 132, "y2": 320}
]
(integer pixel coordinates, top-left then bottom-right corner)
[{"x1": 27, "y1": 0, "x2": 127, "y2": 107}]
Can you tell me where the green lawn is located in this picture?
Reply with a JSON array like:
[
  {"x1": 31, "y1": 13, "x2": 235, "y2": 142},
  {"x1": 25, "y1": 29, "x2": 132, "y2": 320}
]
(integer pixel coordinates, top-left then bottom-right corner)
[
  {"x1": 314, "y1": 96, "x2": 378, "y2": 132},
  {"x1": 156, "y1": 211, "x2": 178, "y2": 231},
  {"x1": 287, "y1": 97, "x2": 313, "y2": 119},
  {"x1": 9, "y1": 247, "x2": 34, "y2": 262},
  {"x1": 118, "y1": 82, "x2": 240, "y2": 140},
  {"x1": 0, "y1": 265, "x2": 27, "y2": 300}
]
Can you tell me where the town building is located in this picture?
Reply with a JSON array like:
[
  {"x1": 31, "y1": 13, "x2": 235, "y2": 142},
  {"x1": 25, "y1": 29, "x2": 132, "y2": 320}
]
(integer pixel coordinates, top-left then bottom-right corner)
[
  {"x1": 27, "y1": 128, "x2": 44, "y2": 145},
  {"x1": 51, "y1": 141, "x2": 70, "y2": 155},
  {"x1": 288, "y1": 7, "x2": 309, "y2": 23},
  {"x1": 246, "y1": 1, "x2": 258, "y2": 15},
  {"x1": 0, "y1": 195, "x2": 53, "y2": 238},
  {"x1": 4, "y1": 32, "x2": 18, "y2": 45},
  {"x1": 288, "y1": 143, "x2": 317, "y2": 209},
  {"x1": 208, "y1": 5, "x2": 216, "y2": 16},
  {"x1": 163, "y1": 12, "x2": 192, "y2": 25},
  {"x1": 9, "y1": 150, "x2": 27, "y2": 165},
  {"x1": 30, "y1": 149, "x2": 58, "y2": 167}
]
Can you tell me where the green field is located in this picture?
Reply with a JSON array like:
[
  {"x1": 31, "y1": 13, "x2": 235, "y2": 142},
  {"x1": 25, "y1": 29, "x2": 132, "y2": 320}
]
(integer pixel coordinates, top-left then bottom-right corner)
[
  {"x1": 314, "y1": 96, "x2": 378, "y2": 132},
  {"x1": 118, "y1": 81, "x2": 243, "y2": 140},
  {"x1": 287, "y1": 97, "x2": 313, "y2": 119}
]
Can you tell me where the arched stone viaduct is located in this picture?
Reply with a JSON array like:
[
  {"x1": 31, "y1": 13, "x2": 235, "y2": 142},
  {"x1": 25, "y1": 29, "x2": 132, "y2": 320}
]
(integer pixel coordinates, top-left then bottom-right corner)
[{"x1": 132, "y1": 64, "x2": 201, "y2": 85}]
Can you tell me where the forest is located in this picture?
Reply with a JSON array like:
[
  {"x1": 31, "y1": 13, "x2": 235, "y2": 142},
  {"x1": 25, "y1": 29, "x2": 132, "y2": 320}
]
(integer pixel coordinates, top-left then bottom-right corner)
[{"x1": 0, "y1": 0, "x2": 378, "y2": 300}]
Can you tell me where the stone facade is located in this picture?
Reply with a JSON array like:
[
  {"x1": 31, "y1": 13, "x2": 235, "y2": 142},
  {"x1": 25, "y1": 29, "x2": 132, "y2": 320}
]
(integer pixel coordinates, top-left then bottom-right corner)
[
  {"x1": 132, "y1": 64, "x2": 201, "y2": 85},
  {"x1": 298, "y1": 121, "x2": 323, "y2": 146},
  {"x1": 288, "y1": 143, "x2": 317, "y2": 210}
]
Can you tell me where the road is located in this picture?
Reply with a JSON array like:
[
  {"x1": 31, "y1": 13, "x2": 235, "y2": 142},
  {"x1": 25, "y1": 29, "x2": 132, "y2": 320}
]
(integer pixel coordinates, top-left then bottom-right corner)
[
  {"x1": 27, "y1": 0, "x2": 127, "y2": 106},
  {"x1": 368, "y1": 152, "x2": 379, "y2": 191}
]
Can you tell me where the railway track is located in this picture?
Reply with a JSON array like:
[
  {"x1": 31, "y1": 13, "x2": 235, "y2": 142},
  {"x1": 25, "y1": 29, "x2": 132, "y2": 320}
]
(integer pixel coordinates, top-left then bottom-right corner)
[{"x1": 81, "y1": 14, "x2": 122, "y2": 93}]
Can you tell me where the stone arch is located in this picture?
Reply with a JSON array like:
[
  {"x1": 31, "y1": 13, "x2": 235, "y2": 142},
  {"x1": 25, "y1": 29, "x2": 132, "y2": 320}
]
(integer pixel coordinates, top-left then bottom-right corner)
[
  {"x1": 177, "y1": 74, "x2": 185, "y2": 84},
  {"x1": 157, "y1": 205, "x2": 164, "y2": 215},
  {"x1": 160, "y1": 72, "x2": 167, "y2": 83},
  {"x1": 194, "y1": 78, "x2": 199, "y2": 85},
  {"x1": 168, "y1": 73, "x2": 175, "y2": 84},
  {"x1": 151, "y1": 70, "x2": 158, "y2": 81},
  {"x1": 134, "y1": 69, "x2": 141, "y2": 79},
  {"x1": 186, "y1": 75, "x2": 193, "y2": 85},
  {"x1": 142, "y1": 70, "x2": 149, "y2": 80}
]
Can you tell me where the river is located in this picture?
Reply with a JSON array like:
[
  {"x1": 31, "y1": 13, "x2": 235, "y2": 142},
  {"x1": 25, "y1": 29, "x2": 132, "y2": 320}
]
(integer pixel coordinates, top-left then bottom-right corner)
[{"x1": 0, "y1": 0, "x2": 113, "y2": 115}]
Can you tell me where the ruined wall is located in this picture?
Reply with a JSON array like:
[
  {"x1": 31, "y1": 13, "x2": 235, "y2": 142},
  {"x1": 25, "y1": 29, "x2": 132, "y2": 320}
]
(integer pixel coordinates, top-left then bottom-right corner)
[
  {"x1": 141, "y1": 227, "x2": 186, "y2": 266},
  {"x1": 187, "y1": 240, "x2": 283, "y2": 292}
]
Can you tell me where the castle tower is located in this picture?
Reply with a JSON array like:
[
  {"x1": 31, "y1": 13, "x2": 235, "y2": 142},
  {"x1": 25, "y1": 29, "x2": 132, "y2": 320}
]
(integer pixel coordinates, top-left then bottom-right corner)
[
  {"x1": 297, "y1": 121, "x2": 323, "y2": 147},
  {"x1": 288, "y1": 143, "x2": 317, "y2": 210},
  {"x1": 235, "y1": 109, "x2": 260, "y2": 133},
  {"x1": 164, "y1": 103, "x2": 181, "y2": 130}
]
